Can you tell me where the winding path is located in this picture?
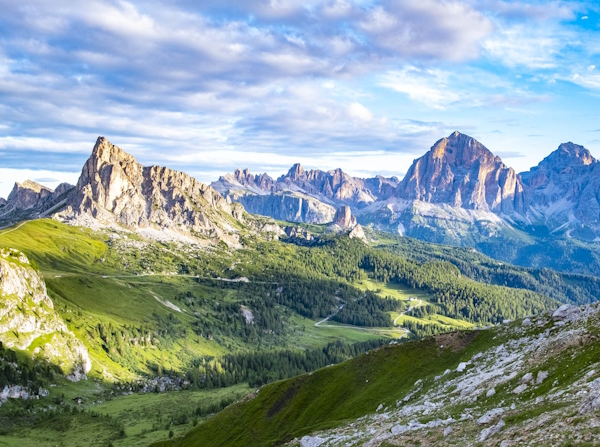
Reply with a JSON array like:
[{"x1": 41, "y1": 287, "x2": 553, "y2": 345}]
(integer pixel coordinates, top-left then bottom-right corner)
[
  {"x1": 393, "y1": 299, "x2": 423, "y2": 326},
  {"x1": 314, "y1": 299, "x2": 410, "y2": 337},
  {"x1": 0, "y1": 220, "x2": 28, "y2": 234}
]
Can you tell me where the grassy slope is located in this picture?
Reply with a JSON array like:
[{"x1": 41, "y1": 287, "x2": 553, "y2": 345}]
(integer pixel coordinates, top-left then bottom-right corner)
[
  {"x1": 0, "y1": 219, "x2": 110, "y2": 274},
  {"x1": 153, "y1": 330, "x2": 485, "y2": 447},
  {"x1": 0, "y1": 384, "x2": 251, "y2": 447}
]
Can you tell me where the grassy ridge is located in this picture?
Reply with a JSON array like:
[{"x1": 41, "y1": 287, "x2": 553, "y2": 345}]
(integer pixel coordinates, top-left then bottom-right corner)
[
  {"x1": 153, "y1": 331, "x2": 482, "y2": 447},
  {"x1": 0, "y1": 220, "x2": 110, "y2": 273}
]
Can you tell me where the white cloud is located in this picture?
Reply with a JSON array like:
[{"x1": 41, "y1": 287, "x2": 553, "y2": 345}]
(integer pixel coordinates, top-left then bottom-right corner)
[
  {"x1": 483, "y1": 25, "x2": 567, "y2": 69},
  {"x1": 572, "y1": 72, "x2": 600, "y2": 90},
  {"x1": 379, "y1": 67, "x2": 460, "y2": 110},
  {"x1": 347, "y1": 102, "x2": 372, "y2": 121},
  {"x1": 588, "y1": 65, "x2": 596, "y2": 71}
]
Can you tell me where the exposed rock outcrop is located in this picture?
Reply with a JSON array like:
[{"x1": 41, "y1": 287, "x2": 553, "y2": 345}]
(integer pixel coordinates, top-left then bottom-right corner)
[
  {"x1": 60, "y1": 137, "x2": 259, "y2": 245},
  {"x1": 212, "y1": 169, "x2": 276, "y2": 196},
  {"x1": 520, "y1": 142, "x2": 600, "y2": 236},
  {"x1": 332, "y1": 206, "x2": 357, "y2": 228},
  {"x1": 0, "y1": 249, "x2": 91, "y2": 378},
  {"x1": 0, "y1": 181, "x2": 73, "y2": 226},
  {"x1": 6, "y1": 180, "x2": 54, "y2": 210},
  {"x1": 364, "y1": 175, "x2": 400, "y2": 201},
  {"x1": 232, "y1": 192, "x2": 336, "y2": 224},
  {"x1": 396, "y1": 132, "x2": 526, "y2": 213}
]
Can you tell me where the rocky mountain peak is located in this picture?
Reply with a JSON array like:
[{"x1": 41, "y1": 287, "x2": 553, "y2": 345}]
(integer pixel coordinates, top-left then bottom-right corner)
[
  {"x1": 91, "y1": 136, "x2": 137, "y2": 166},
  {"x1": 543, "y1": 142, "x2": 595, "y2": 168},
  {"x1": 13, "y1": 180, "x2": 52, "y2": 194},
  {"x1": 5, "y1": 180, "x2": 54, "y2": 211},
  {"x1": 233, "y1": 168, "x2": 254, "y2": 184},
  {"x1": 62, "y1": 137, "x2": 265, "y2": 245},
  {"x1": 287, "y1": 163, "x2": 305, "y2": 180},
  {"x1": 396, "y1": 132, "x2": 525, "y2": 213},
  {"x1": 521, "y1": 142, "x2": 597, "y2": 191},
  {"x1": 430, "y1": 131, "x2": 497, "y2": 168}
]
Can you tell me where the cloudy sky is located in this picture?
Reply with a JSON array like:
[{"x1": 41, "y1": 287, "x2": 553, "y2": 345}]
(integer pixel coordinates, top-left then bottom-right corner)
[{"x1": 0, "y1": 0, "x2": 599, "y2": 197}]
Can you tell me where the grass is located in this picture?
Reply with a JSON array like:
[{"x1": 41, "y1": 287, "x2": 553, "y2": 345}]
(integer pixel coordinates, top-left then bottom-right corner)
[
  {"x1": 0, "y1": 384, "x2": 252, "y2": 447},
  {"x1": 0, "y1": 219, "x2": 110, "y2": 274},
  {"x1": 355, "y1": 278, "x2": 432, "y2": 302},
  {"x1": 152, "y1": 331, "x2": 482, "y2": 447},
  {"x1": 92, "y1": 384, "x2": 252, "y2": 446},
  {"x1": 287, "y1": 315, "x2": 384, "y2": 349}
]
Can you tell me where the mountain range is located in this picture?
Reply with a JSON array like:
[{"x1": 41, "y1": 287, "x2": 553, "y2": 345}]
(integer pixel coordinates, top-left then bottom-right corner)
[
  {"x1": 213, "y1": 131, "x2": 600, "y2": 234},
  {"x1": 2, "y1": 132, "x2": 600, "y2": 273},
  {"x1": 0, "y1": 137, "x2": 283, "y2": 246},
  {"x1": 211, "y1": 132, "x2": 600, "y2": 266}
]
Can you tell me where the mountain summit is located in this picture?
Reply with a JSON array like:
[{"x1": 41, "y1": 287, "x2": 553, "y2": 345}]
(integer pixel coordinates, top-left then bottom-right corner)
[
  {"x1": 62, "y1": 137, "x2": 263, "y2": 245},
  {"x1": 396, "y1": 131, "x2": 526, "y2": 213}
]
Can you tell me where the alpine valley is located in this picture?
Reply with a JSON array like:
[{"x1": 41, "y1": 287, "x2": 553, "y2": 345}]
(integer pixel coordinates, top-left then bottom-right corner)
[{"x1": 2, "y1": 134, "x2": 600, "y2": 447}]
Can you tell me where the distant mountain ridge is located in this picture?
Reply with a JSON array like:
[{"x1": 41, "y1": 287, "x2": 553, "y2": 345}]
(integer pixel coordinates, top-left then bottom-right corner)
[
  {"x1": 215, "y1": 132, "x2": 600, "y2": 244},
  {"x1": 3, "y1": 132, "x2": 600, "y2": 263},
  {"x1": 211, "y1": 163, "x2": 399, "y2": 224},
  {"x1": 0, "y1": 137, "x2": 282, "y2": 245}
]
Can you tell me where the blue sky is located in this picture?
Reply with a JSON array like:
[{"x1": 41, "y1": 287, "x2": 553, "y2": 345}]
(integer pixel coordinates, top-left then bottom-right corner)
[{"x1": 0, "y1": 0, "x2": 599, "y2": 197}]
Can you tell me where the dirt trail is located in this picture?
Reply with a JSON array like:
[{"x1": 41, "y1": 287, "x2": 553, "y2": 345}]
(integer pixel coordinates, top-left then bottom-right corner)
[{"x1": 393, "y1": 299, "x2": 423, "y2": 326}]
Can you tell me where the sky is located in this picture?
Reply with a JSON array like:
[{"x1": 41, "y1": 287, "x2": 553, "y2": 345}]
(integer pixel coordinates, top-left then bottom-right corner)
[{"x1": 0, "y1": 0, "x2": 599, "y2": 198}]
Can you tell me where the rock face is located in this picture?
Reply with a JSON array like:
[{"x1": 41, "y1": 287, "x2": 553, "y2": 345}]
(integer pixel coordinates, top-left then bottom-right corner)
[
  {"x1": 0, "y1": 181, "x2": 73, "y2": 226},
  {"x1": 61, "y1": 137, "x2": 253, "y2": 245},
  {"x1": 364, "y1": 175, "x2": 400, "y2": 201},
  {"x1": 212, "y1": 165, "x2": 398, "y2": 224},
  {"x1": 236, "y1": 192, "x2": 336, "y2": 224},
  {"x1": 332, "y1": 206, "x2": 357, "y2": 228},
  {"x1": 396, "y1": 132, "x2": 526, "y2": 213},
  {"x1": 520, "y1": 142, "x2": 600, "y2": 235},
  {"x1": 6, "y1": 180, "x2": 54, "y2": 210},
  {"x1": 0, "y1": 248, "x2": 91, "y2": 379}
]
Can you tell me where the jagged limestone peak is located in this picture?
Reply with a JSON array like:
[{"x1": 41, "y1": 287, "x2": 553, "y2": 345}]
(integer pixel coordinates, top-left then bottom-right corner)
[{"x1": 287, "y1": 163, "x2": 305, "y2": 180}]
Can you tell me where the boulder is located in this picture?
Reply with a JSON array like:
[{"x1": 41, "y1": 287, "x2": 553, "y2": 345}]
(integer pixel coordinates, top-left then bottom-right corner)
[
  {"x1": 552, "y1": 304, "x2": 582, "y2": 321},
  {"x1": 479, "y1": 419, "x2": 505, "y2": 442},
  {"x1": 300, "y1": 436, "x2": 326, "y2": 447}
]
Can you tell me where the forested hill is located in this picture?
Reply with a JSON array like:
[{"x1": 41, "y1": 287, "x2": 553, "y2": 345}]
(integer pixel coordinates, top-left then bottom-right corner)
[
  {"x1": 241, "y1": 236, "x2": 557, "y2": 326},
  {"x1": 372, "y1": 232, "x2": 600, "y2": 305}
]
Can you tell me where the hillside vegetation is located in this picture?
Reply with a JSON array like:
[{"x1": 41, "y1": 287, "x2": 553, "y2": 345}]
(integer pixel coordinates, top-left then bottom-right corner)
[
  {"x1": 154, "y1": 302, "x2": 600, "y2": 447},
  {"x1": 0, "y1": 219, "x2": 596, "y2": 447}
]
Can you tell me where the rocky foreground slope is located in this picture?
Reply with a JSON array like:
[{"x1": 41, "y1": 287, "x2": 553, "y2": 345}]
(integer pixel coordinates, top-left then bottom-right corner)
[
  {"x1": 294, "y1": 304, "x2": 600, "y2": 447},
  {"x1": 167, "y1": 301, "x2": 600, "y2": 447},
  {"x1": 0, "y1": 248, "x2": 90, "y2": 380}
]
